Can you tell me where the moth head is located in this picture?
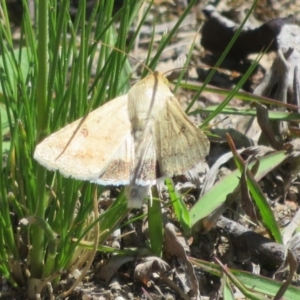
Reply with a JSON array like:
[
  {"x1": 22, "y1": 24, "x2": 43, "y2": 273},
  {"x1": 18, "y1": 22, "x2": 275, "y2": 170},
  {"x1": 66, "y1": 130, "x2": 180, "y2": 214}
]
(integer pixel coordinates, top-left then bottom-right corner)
[{"x1": 153, "y1": 71, "x2": 169, "y2": 86}]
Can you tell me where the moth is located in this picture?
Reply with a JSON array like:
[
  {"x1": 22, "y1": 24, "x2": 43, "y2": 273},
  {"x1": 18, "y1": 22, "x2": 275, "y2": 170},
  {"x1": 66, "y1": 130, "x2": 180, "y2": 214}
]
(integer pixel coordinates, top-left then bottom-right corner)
[{"x1": 34, "y1": 71, "x2": 210, "y2": 208}]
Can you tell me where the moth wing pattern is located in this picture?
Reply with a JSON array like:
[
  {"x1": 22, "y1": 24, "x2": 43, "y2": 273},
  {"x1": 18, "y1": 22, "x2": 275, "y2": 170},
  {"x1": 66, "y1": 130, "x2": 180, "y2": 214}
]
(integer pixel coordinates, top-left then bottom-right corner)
[
  {"x1": 156, "y1": 95, "x2": 210, "y2": 176},
  {"x1": 96, "y1": 131, "x2": 134, "y2": 185},
  {"x1": 34, "y1": 94, "x2": 134, "y2": 185},
  {"x1": 132, "y1": 130, "x2": 158, "y2": 185},
  {"x1": 126, "y1": 130, "x2": 158, "y2": 208}
]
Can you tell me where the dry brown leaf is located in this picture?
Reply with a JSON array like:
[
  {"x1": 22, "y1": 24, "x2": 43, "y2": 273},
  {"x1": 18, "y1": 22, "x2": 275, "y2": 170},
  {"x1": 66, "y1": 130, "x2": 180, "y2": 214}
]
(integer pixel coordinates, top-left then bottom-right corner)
[
  {"x1": 241, "y1": 162, "x2": 259, "y2": 224},
  {"x1": 164, "y1": 223, "x2": 200, "y2": 300},
  {"x1": 134, "y1": 256, "x2": 170, "y2": 286},
  {"x1": 98, "y1": 255, "x2": 135, "y2": 284}
]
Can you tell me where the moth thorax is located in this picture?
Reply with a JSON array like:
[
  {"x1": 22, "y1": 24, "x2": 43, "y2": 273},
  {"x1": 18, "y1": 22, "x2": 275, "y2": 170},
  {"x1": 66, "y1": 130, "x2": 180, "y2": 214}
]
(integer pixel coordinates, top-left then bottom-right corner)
[
  {"x1": 131, "y1": 113, "x2": 153, "y2": 133},
  {"x1": 132, "y1": 125, "x2": 153, "y2": 151},
  {"x1": 132, "y1": 128, "x2": 143, "y2": 141}
]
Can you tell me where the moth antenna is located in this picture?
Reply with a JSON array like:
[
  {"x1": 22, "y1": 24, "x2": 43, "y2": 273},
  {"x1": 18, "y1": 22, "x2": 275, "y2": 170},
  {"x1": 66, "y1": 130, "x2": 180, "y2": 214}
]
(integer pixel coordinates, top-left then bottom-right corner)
[
  {"x1": 163, "y1": 24, "x2": 202, "y2": 81},
  {"x1": 96, "y1": 41, "x2": 153, "y2": 74},
  {"x1": 163, "y1": 66, "x2": 189, "y2": 75},
  {"x1": 206, "y1": 116, "x2": 229, "y2": 130},
  {"x1": 163, "y1": 66, "x2": 189, "y2": 82}
]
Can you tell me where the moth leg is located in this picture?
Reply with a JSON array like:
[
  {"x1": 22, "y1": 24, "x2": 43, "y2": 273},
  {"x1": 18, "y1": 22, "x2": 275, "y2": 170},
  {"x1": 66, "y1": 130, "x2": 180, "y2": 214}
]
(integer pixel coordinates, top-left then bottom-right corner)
[{"x1": 126, "y1": 185, "x2": 150, "y2": 208}]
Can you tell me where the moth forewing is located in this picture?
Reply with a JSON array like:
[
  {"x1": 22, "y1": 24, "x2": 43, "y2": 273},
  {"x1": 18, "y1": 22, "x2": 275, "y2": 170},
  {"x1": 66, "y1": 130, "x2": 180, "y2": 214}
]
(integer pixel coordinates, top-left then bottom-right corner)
[
  {"x1": 95, "y1": 132, "x2": 134, "y2": 185},
  {"x1": 156, "y1": 95, "x2": 210, "y2": 176},
  {"x1": 34, "y1": 94, "x2": 133, "y2": 185}
]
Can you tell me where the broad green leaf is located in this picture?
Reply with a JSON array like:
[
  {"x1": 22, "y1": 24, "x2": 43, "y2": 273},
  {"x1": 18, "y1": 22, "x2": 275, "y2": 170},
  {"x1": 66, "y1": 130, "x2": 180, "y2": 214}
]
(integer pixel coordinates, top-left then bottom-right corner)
[
  {"x1": 223, "y1": 282, "x2": 235, "y2": 300},
  {"x1": 190, "y1": 151, "x2": 287, "y2": 227},
  {"x1": 0, "y1": 48, "x2": 31, "y2": 93},
  {"x1": 190, "y1": 257, "x2": 300, "y2": 300}
]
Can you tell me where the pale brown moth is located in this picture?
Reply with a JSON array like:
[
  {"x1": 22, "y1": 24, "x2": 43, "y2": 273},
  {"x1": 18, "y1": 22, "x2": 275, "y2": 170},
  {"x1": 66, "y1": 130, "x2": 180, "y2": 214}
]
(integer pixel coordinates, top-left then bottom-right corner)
[{"x1": 34, "y1": 71, "x2": 210, "y2": 208}]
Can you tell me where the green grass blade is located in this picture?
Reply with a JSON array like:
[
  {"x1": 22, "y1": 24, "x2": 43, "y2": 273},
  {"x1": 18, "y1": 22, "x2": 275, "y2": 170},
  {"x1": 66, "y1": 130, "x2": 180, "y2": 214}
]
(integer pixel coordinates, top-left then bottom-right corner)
[
  {"x1": 148, "y1": 0, "x2": 198, "y2": 71},
  {"x1": 199, "y1": 106, "x2": 300, "y2": 121},
  {"x1": 185, "y1": 0, "x2": 258, "y2": 114},
  {"x1": 31, "y1": 0, "x2": 49, "y2": 279},
  {"x1": 148, "y1": 189, "x2": 163, "y2": 257},
  {"x1": 166, "y1": 179, "x2": 191, "y2": 235},
  {"x1": 200, "y1": 53, "x2": 263, "y2": 128}
]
